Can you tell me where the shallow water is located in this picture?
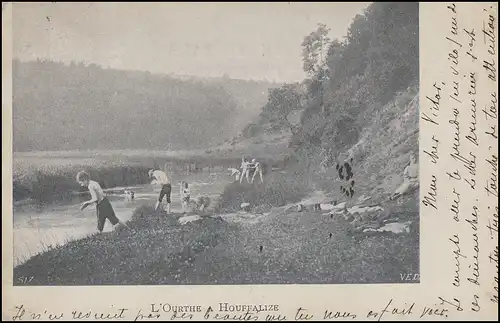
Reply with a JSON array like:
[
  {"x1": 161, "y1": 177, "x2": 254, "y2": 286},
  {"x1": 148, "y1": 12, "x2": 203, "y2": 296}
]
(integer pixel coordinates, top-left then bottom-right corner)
[{"x1": 12, "y1": 171, "x2": 231, "y2": 266}]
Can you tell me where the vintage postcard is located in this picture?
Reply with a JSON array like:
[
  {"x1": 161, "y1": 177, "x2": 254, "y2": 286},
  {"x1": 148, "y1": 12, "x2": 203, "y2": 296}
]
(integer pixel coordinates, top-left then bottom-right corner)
[{"x1": 2, "y1": 2, "x2": 498, "y2": 321}]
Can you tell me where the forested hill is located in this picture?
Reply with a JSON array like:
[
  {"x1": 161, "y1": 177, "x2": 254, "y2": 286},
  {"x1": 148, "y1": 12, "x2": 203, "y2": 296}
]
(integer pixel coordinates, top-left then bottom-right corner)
[
  {"x1": 12, "y1": 60, "x2": 279, "y2": 152},
  {"x1": 243, "y1": 2, "x2": 419, "y2": 162}
]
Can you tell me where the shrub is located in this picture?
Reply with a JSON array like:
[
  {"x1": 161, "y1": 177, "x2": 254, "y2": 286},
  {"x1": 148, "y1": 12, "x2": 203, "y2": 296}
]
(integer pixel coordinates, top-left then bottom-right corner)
[
  {"x1": 131, "y1": 204, "x2": 156, "y2": 221},
  {"x1": 242, "y1": 123, "x2": 260, "y2": 138},
  {"x1": 216, "y1": 166, "x2": 310, "y2": 213}
]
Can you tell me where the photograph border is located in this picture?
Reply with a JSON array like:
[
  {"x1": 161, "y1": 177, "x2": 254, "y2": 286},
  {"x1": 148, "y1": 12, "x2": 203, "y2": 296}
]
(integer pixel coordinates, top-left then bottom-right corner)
[{"x1": 2, "y1": 2, "x2": 498, "y2": 321}]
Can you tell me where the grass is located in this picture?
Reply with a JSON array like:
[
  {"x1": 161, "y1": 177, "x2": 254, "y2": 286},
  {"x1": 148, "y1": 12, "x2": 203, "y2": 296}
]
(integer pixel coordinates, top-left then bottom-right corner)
[
  {"x1": 13, "y1": 206, "x2": 236, "y2": 285},
  {"x1": 15, "y1": 232, "x2": 78, "y2": 268},
  {"x1": 226, "y1": 208, "x2": 419, "y2": 284},
  {"x1": 13, "y1": 203, "x2": 419, "y2": 285},
  {"x1": 215, "y1": 165, "x2": 311, "y2": 213}
]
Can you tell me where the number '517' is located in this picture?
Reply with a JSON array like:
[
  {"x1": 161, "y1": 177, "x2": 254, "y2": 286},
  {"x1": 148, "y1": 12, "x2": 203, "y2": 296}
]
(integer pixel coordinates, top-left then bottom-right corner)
[{"x1": 17, "y1": 276, "x2": 34, "y2": 284}]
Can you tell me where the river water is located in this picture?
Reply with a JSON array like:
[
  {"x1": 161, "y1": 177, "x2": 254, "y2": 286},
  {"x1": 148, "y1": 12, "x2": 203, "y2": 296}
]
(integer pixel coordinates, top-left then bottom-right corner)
[{"x1": 12, "y1": 171, "x2": 232, "y2": 267}]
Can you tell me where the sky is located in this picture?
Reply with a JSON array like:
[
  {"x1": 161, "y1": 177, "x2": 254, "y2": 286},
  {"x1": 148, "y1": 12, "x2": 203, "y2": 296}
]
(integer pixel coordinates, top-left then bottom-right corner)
[{"x1": 12, "y1": 2, "x2": 371, "y2": 83}]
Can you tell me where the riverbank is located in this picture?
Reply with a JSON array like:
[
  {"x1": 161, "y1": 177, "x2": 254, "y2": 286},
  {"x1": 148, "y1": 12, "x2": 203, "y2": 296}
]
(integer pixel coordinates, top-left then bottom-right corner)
[
  {"x1": 13, "y1": 200, "x2": 419, "y2": 285},
  {"x1": 12, "y1": 141, "x2": 290, "y2": 204}
]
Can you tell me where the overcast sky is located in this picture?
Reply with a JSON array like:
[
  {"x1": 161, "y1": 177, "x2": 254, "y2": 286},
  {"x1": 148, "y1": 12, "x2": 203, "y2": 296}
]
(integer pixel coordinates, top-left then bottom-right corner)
[{"x1": 13, "y1": 2, "x2": 371, "y2": 82}]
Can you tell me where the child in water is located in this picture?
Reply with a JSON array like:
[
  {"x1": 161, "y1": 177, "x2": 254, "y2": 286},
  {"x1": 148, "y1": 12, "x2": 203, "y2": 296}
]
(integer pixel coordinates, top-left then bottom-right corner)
[
  {"x1": 180, "y1": 181, "x2": 191, "y2": 213},
  {"x1": 77, "y1": 171, "x2": 130, "y2": 233}
]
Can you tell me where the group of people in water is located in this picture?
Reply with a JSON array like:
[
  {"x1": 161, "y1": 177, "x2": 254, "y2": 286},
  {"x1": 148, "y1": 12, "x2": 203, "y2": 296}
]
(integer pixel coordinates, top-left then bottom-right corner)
[
  {"x1": 76, "y1": 155, "x2": 264, "y2": 234},
  {"x1": 228, "y1": 156, "x2": 264, "y2": 184}
]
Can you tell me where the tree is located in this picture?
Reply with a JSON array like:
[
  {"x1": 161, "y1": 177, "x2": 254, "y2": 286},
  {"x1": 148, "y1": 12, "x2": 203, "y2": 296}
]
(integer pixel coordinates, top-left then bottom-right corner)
[
  {"x1": 301, "y1": 23, "x2": 331, "y2": 77},
  {"x1": 292, "y1": 2, "x2": 419, "y2": 165},
  {"x1": 260, "y1": 84, "x2": 303, "y2": 135},
  {"x1": 325, "y1": 39, "x2": 344, "y2": 87}
]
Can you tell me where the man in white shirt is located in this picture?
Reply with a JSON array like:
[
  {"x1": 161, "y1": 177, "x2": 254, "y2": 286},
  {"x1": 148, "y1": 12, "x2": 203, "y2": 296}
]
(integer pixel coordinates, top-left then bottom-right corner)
[
  {"x1": 77, "y1": 171, "x2": 129, "y2": 233},
  {"x1": 149, "y1": 169, "x2": 172, "y2": 213}
]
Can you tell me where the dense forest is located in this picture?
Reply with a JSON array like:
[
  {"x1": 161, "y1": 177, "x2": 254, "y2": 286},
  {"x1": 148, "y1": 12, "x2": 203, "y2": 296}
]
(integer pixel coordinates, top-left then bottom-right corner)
[
  {"x1": 12, "y1": 60, "x2": 278, "y2": 152},
  {"x1": 250, "y1": 2, "x2": 419, "y2": 162}
]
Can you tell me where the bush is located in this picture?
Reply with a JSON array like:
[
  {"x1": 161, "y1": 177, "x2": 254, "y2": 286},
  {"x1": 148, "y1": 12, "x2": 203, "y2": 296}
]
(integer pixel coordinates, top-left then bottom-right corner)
[
  {"x1": 216, "y1": 167, "x2": 310, "y2": 213},
  {"x1": 242, "y1": 123, "x2": 260, "y2": 138},
  {"x1": 131, "y1": 205, "x2": 155, "y2": 221},
  {"x1": 13, "y1": 182, "x2": 33, "y2": 201}
]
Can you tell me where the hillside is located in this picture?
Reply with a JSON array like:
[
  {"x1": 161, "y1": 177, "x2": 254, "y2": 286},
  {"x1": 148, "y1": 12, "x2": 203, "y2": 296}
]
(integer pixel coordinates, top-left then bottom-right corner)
[
  {"x1": 295, "y1": 3, "x2": 419, "y2": 158},
  {"x1": 12, "y1": 60, "x2": 279, "y2": 152},
  {"x1": 217, "y1": 2, "x2": 420, "y2": 215},
  {"x1": 233, "y1": 3, "x2": 419, "y2": 167},
  {"x1": 171, "y1": 74, "x2": 281, "y2": 133}
]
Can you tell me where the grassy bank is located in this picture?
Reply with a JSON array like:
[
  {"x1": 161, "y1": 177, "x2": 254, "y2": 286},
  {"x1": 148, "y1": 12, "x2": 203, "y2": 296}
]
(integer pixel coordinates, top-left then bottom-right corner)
[
  {"x1": 13, "y1": 204, "x2": 418, "y2": 285},
  {"x1": 215, "y1": 166, "x2": 310, "y2": 213}
]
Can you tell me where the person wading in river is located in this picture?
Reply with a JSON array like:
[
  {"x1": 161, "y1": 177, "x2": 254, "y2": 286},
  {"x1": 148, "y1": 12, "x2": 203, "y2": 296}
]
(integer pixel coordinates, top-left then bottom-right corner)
[
  {"x1": 149, "y1": 169, "x2": 172, "y2": 213},
  {"x1": 180, "y1": 181, "x2": 191, "y2": 213},
  {"x1": 77, "y1": 171, "x2": 130, "y2": 233}
]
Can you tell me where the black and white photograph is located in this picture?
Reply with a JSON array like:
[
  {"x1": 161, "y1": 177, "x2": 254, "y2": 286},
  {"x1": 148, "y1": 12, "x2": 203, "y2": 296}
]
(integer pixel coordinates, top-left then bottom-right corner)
[{"x1": 11, "y1": 2, "x2": 420, "y2": 286}]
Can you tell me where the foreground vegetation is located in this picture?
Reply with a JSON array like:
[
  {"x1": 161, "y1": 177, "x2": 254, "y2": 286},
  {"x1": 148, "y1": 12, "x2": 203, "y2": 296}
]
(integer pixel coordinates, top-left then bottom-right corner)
[
  {"x1": 215, "y1": 164, "x2": 310, "y2": 214},
  {"x1": 14, "y1": 204, "x2": 418, "y2": 285}
]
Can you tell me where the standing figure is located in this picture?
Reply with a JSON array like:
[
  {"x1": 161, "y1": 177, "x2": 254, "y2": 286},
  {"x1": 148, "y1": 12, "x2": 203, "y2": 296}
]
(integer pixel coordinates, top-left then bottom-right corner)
[
  {"x1": 250, "y1": 158, "x2": 264, "y2": 184},
  {"x1": 77, "y1": 171, "x2": 130, "y2": 233},
  {"x1": 180, "y1": 181, "x2": 191, "y2": 213},
  {"x1": 124, "y1": 190, "x2": 135, "y2": 202},
  {"x1": 239, "y1": 156, "x2": 251, "y2": 184},
  {"x1": 149, "y1": 169, "x2": 172, "y2": 213},
  {"x1": 336, "y1": 157, "x2": 356, "y2": 210}
]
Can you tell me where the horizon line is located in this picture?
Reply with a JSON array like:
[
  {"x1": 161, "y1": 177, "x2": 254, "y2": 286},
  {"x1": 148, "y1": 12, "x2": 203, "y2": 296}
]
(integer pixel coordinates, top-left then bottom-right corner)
[{"x1": 13, "y1": 57, "x2": 301, "y2": 84}]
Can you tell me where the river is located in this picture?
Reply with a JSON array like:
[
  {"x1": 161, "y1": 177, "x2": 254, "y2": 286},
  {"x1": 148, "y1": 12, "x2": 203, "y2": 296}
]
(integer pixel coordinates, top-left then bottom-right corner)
[{"x1": 12, "y1": 171, "x2": 232, "y2": 267}]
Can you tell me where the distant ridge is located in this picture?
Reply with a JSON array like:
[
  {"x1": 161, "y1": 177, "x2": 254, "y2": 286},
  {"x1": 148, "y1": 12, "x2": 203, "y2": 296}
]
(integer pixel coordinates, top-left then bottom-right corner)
[{"x1": 12, "y1": 59, "x2": 280, "y2": 152}]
